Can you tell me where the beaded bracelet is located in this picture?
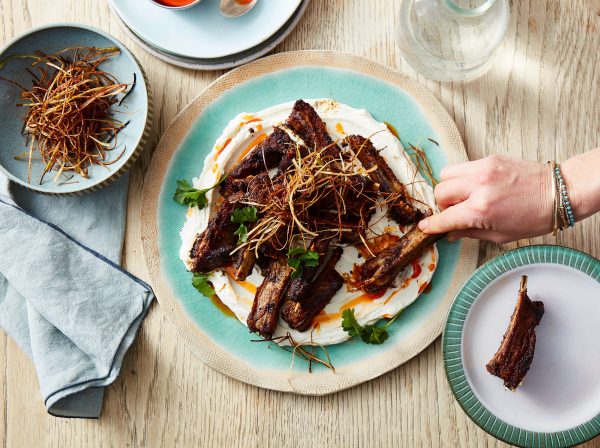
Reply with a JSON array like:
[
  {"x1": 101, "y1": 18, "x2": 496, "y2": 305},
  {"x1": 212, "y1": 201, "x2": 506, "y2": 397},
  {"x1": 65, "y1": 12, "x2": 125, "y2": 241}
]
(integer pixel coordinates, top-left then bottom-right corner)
[
  {"x1": 554, "y1": 163, "x2": 576, "y2": 228},
  {"x1": 547, "y1": 161, "x2": 576, "y2": 234}
]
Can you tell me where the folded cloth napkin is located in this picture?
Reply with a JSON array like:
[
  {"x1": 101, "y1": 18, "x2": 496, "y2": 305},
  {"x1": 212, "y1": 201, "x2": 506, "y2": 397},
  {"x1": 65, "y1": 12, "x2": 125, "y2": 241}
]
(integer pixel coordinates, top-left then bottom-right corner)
[{"x1": 0, "y1": 174, "x2": 154, "y2": 418}]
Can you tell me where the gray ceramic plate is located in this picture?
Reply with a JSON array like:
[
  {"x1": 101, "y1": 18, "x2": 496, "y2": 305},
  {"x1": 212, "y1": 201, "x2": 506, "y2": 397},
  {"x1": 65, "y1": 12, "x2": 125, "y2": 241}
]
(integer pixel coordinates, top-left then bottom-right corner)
[
  {"x1": 0, "y1": 23, "x2": 151, "y2": 194},
  {"x1": 110, "y1": 0, "x2": 309, "y2": 71}
]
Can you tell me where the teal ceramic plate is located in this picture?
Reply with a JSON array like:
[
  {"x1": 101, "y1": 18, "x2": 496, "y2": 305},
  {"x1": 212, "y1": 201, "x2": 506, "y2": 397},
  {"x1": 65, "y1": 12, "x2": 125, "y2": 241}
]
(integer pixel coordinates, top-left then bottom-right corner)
[
  {"x1": 141, "y1": 52, "x2": 478, "y2": 394},
  {"x1": 443, "y1": 245, "x2": 600, "y2": 447},
  {"x1": 0, "y1": 24, "x2": 150, "y2": 194}
]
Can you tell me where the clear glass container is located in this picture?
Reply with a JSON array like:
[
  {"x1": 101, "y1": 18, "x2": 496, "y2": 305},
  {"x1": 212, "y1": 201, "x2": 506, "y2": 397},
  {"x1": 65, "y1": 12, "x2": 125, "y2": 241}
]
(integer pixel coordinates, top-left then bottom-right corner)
[{"x1": 397, "y1": 0, "x2": 510, "y2": 82}]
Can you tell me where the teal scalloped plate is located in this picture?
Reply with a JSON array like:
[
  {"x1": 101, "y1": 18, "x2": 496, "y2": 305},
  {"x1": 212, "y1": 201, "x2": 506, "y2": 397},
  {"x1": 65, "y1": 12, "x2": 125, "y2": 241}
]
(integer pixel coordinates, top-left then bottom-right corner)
[
  {"x1": 443, "y1": 245, "x2": 600, "y2": 447},
  {"x1": 143, "y1": 53, "x2": 477, "y2": 394}
]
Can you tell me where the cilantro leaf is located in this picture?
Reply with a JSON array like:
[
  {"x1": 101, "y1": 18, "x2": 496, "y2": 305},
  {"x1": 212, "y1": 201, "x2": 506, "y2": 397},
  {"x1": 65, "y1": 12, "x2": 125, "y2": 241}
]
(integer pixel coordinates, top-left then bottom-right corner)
[
  {"x1": 341, "y1": 308, "x2": 364, "y2": 338},
  {"x1": 173, "y1": 176, "x2": 226, "y2": 208},
  {"x1": 231, "y1": 206, "x2": 258, "y2": 244},
  {"x1": 286, "y1": 247, "x2": 319, "y2": 279},
  {"x1": 231, "y1": 206, "x2": 258, "y2": 224},
  {"x1": 361, "y1": 325, "x2": 389, "y2": 344},
  {"x1": 341, "y1": 308, "x2": 402, "y2": 345},
  {"x1": 191, "y1": 272, "x2": 215, "y2": 298},
  {"x1": 233, "y1": 223, "x2": 249, "y2": 243}
]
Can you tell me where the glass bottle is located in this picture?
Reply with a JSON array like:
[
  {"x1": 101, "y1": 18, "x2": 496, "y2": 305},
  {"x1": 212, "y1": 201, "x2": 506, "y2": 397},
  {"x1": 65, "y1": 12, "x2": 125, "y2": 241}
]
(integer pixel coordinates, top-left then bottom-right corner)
[{"x1": 397, "y1": 0, "x2": 510, "y2": 82}]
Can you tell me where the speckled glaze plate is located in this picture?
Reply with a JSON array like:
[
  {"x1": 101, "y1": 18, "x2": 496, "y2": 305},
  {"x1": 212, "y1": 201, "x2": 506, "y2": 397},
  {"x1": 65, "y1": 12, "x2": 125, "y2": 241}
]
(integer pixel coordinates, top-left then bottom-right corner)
[
  {"x1": 0, "y1": 23, "x2": 151, "y2": 194},
  {"x1": 444, "y1": 245, "x2": 600, "y2": 447},
  {"x1": 141, "y1": 52, "x2": 478, "y2": 394}
]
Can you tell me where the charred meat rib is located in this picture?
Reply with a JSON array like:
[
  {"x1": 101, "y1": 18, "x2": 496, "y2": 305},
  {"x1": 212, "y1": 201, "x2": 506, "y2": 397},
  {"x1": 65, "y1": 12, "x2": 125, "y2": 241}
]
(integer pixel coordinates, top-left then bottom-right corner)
[
  {"x1": 486, "y1": 275, "x2": 544, "y2": 390},
  {"x1": 286, "y1": 99, "x2": 335, "y2": 154},
  {"x1": 220, "y1": 127, "x2": 293, "y2": 197},
  {"x1": 190, "y1": 195, "x2": 242, "y2": 273},
  {"x1": 346, "y1": 135, "x2": 423, "y2": 225},
  {"x1": 286, "y1": 237, "x2": 332, "y2": 302},
  {"x1": 281, "y1": 247, "x2": 344, "y2": 332},
  {"x1": 358, "y1": 212, "x2": 442, "y2": 294},
  {"x1": 247, "y1": 256, "x2": 293, "y2": 338}
]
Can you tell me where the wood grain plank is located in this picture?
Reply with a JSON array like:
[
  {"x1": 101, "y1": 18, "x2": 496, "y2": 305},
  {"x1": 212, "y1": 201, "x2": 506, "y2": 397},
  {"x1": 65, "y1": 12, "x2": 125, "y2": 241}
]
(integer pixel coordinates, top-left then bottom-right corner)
[{"x1": 1, "y1": 0, "x2": 600, "y2": 446}]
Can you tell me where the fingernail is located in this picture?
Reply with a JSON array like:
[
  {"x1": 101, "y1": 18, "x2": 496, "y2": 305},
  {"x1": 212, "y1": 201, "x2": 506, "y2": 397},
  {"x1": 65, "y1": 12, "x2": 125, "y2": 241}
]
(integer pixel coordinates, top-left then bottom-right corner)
[{"x1": 418, "y1": 219, "x2": 429, "y2": 231}]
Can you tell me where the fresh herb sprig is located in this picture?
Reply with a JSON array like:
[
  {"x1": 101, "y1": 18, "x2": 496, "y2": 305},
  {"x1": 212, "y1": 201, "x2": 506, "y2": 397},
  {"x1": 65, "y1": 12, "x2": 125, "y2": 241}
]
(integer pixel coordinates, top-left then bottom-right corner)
[
  {"x1": 231, "y1": 206, "x2": 258, "y2": 244},
  {"x1": 286, "y1": 247, "x2": 319, "y2": 279},
  {"x1": 192, "y1": 272, "x2": 215, "y2": 298},
  {"x1": 173, "y1": 175, "x2": 226, "y2": 208},
  {"x1": 341, "y1": 308, "x2": 403, "y2": 345}
]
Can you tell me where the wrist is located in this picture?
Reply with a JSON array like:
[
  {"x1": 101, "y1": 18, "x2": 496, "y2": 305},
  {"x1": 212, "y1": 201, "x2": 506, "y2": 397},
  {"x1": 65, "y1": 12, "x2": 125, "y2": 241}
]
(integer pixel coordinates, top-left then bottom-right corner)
[{"x1": 561, "y1": 150, "x2": 600, "y2": 222}]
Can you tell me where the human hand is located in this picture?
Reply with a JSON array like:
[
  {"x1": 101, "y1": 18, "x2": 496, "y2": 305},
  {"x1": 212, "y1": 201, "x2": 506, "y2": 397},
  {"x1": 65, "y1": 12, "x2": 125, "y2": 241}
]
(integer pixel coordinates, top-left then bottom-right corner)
[{"x1": 418, "y1": 155, "x2": 553, "y2": 243}]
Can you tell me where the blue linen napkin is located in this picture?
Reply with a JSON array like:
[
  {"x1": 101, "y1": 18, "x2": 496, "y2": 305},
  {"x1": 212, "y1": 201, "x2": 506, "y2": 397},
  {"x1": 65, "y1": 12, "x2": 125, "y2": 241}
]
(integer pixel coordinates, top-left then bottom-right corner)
[{"x1": 0, "y1": 174, "x2": 154, "y2": 418}]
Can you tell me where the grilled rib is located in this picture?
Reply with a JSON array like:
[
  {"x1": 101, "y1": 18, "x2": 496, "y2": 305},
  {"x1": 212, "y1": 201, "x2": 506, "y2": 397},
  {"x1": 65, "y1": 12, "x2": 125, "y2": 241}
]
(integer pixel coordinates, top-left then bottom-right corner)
[
  {"x1": 220, "y1": 127, "x2": 293, "y2": 197},
  {"x1": 281, "y1": 247, "x2": 344, "y2": 332},
  {"x1": 286, "y1": 100, "x2": 335, "y2": 155},
  {"x1": 247, "y1": 256, "x2": 293, "y2": 338},
  {"x1": 286, "y1": 237, "x2": 332, "y2": 302},
  {"x1": 358, "y1": 214, "x2": 442, "y2": 294},
  {"x1": 486, "y1": 275, "x2": 544, "y2": 390},
  {"x1": 346, "y1": 135, "x2": 422, "y2": 225},
  {"x1": 189, "y1": 194, "x2": 242, "y2": 272}
]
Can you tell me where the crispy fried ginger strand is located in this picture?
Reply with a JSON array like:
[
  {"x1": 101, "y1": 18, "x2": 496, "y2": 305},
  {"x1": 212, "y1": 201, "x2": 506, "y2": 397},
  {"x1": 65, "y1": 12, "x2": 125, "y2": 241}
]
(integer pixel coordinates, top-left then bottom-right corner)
[{"x1": 486, "y1": 275, "x2": 544, "y2": 390}]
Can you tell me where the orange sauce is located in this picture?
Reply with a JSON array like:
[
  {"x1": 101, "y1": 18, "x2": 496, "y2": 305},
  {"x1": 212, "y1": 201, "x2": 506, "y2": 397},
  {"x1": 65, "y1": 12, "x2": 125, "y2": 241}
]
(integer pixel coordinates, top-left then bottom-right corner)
[
  {"x1": 428, "y1": 263, "x2": 436, "y2": 272},
  {"x1": 155, "y1": 0, "x2": 197, "y2": 6},
  {"x1": 410, "y1": 260, "x2": 422, "y2": 279},
  {"x1": 236, "y1": 133, "x2": 267, "y2": 164},
  {"x1": 241, "y1": 117, "x2": 262, "y2": 126},
  {"x1": 236, "y1": 0, "x2": 254, "y2": 5},
  {"x1": 335, "y1": 122, "x2": 345, "y2": 135},
  {"x1": 209, "y1": 294, "x2": 235, "y2": 318},
  {"x1": 357, "y1": 234, "x2": 401, "y2": 258},
  {"x1": 211, "y1": 163, "x2": 219, "y2": 173},
  {"x1": 423, "y1": 282, "x2": 433, "y2": 294},
  {"x1": 215, "y1": 137, "x2": 232, "y2": 156},
  {"x1": 384, "y1": 122, "x2": 400, "y2": 139},
  {"x1": 313, "y1": 291, "x2": 385, "y2": 326},
  {"x1": 418, "y1": 282, "x2": 429, "y2": 294},
  {"x1": 224, "y1": 266, "x2": 258, "y2": 294},
  {"x1": 255, "y1": 124, "x2": 263, "y2": 132}
]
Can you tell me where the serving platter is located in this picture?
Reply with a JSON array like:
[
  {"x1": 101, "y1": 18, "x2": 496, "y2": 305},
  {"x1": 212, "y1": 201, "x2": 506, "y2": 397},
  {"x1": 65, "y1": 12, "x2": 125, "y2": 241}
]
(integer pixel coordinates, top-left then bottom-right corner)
[
  {"x1": 110, "y1": 0, "x2": 310, "y2": 71},
  {"x1": 108, "y1": 0, "x2": 301, "y2": 60},
  {"x1": 443, "y1": 245, "x2": 600, "y2": 447},
  {"x1": 141, "y1": 51, "x2": 478, "y2": 394}
]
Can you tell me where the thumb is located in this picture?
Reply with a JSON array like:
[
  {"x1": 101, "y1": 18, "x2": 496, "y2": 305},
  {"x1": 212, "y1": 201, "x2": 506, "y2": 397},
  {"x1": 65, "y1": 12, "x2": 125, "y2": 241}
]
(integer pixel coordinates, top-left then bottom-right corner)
[{"x1": 418, "y1": 203, "x2": 472, "y2": 234}]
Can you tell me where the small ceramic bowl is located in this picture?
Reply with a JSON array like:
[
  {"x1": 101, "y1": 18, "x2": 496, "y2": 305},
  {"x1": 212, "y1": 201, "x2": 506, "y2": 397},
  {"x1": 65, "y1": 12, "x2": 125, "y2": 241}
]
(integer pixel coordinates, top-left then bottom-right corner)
[
  {"x1": 148, "y1": 0, "x2": 203, "y2": 10},
  {"x1": 0, "y1": 23, "x2": 151, "y2": 194}
]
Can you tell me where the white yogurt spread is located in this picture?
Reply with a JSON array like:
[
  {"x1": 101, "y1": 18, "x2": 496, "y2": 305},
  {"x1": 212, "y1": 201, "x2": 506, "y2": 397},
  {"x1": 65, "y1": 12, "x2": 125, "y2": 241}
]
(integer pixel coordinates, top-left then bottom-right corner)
[{"x1": 179, "y1": 99, "x2": 438, "y2": 345}]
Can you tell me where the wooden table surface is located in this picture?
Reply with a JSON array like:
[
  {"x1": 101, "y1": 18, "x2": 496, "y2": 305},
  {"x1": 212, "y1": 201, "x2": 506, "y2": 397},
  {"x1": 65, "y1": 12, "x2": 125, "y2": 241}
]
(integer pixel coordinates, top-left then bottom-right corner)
[{"x1": 2, "y1": 0, "x2": 600, "y2": 446}]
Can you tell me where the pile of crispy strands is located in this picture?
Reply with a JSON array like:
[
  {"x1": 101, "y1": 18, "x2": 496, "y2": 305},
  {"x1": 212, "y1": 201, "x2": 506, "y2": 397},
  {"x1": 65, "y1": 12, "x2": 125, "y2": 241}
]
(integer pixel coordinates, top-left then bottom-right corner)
[{"x1": 6, "y1": 46, "x2": 132, "y2": 184}]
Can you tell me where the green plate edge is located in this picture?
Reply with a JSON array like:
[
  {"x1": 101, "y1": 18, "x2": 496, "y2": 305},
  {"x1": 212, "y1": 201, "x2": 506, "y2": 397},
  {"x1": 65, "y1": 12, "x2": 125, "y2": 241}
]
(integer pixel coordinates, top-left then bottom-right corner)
[{"x1": 443, "y1": 244, "x2": 600, "y2": 448}]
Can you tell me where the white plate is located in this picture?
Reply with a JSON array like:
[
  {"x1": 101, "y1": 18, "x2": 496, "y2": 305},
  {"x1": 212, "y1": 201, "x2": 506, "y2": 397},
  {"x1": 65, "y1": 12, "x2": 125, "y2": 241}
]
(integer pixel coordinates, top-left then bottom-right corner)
[
  {"x1": 108, "y1": 0, "x2": 301, "y2": 59},
  {"x1": 110, "y1": 0, "x2": 309, "y2": 70},
  {"x1": 444, "y1": 245, "x2": 600, "y2": 447}
]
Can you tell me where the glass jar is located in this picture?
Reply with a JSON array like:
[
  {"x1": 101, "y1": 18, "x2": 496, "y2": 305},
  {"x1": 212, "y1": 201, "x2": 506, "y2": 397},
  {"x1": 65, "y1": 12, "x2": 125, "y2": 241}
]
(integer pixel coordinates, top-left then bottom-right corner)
[{"x1": 397, "y1": 0, "x2": 510, "y2": 82}]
